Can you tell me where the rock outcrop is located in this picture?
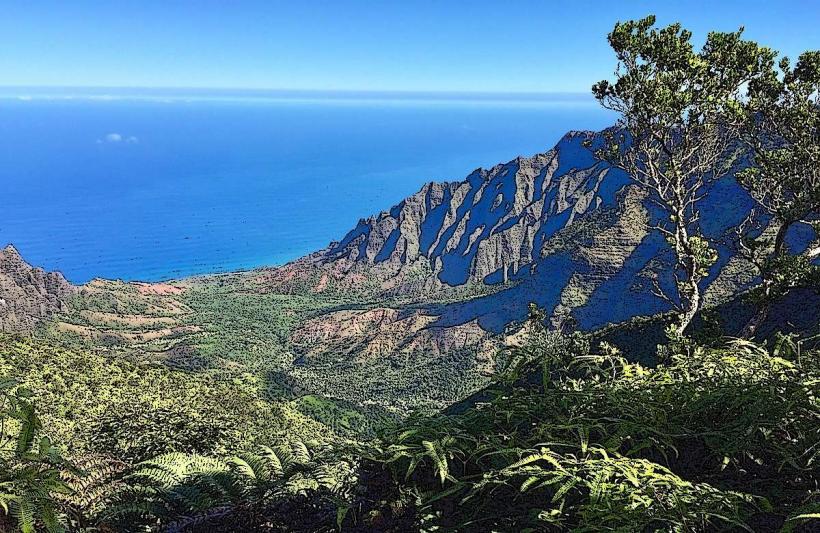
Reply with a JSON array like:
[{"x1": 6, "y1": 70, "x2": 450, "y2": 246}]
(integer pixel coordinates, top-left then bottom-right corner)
[
  {"x1": 0, "y1": 245, "x2": 77, "y2": 332},
  {"x1": 291, "y1": 307, "x2": 498, "y2": 368}
]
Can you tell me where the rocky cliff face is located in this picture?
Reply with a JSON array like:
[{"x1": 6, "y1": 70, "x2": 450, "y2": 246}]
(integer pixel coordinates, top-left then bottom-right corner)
[
  {"x1": 263, "y1": 130, "x2": 778, "y2": 336},
  {"x1": 0, "y1": 245, "x2": 77, "y2": 332},
  {"x1": 326, "y1": 131, "x2": 622, "y2": 288}
]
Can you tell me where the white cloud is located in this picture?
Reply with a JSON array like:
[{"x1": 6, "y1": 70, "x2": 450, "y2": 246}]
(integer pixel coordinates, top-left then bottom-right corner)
[{"x1": 96, "y1": 133, "x2": 138, "y2": 144}]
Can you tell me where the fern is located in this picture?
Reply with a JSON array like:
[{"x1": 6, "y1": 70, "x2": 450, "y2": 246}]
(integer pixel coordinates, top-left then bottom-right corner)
[
  {"x1": 0, "y1": 378, "x2": 73, "y2": 533},
  {"x1": 366, "y1": 335, "x2": 819, "y2": 531},
  {"x1": 421, "y1": 440, "x2": 448, "y2": 485},
  {"x1": 99, "y1": 437, "x2": 352, "y2": 530}
]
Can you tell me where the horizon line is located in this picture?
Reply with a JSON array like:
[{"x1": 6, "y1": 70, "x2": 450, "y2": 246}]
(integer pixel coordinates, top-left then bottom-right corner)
[{"x1": 0, "y1": 85, "x2": 597, "y2": 104}]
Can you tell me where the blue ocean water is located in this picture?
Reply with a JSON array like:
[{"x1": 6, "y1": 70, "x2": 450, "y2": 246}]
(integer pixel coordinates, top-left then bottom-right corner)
[{"x1": 0, "y1": 94, "x2": 614, "y2": 283}]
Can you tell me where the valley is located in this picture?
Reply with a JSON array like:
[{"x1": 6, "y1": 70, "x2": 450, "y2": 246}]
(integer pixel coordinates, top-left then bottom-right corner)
[{"x1": 4, "y1": 126, "x2": 817, "y2": 431}]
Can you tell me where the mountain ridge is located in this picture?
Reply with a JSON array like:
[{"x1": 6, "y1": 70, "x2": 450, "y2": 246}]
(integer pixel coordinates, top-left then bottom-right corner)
[
  {"x1": 255, "y1": 128, "x2": 787, "y2": 338},
  {"x1": 0, "y1": 244, "x2": 77, "y2": 332}
]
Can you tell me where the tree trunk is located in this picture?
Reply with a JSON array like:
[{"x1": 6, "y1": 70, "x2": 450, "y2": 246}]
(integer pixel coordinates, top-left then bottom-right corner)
[
  {"x1": 675, "y1": 276, "x2": 701, "y2": 336},
  {"x1": 673, "y1": 218, "x2": 701, "y2": 337},
  {"x1": 740, "y1": 220, "x2": 790, "y2": 337},
  {"x1": 740, "y1": 300, "x2": 771, "y2": 338},
  {"x1": 772, "y1": 220, "x2": 790, "y2": 263}
]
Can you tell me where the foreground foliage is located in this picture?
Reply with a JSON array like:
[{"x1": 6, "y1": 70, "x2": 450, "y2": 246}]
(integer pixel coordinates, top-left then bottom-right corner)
[
  {"x1": 97, "y1": 440, "x2": 353, "y2": 532},
  {"x1": 361, "y1": 330, "x2": 820, "y2": 531},
  {"x1": 0, "y1": 379, "x2": 73, "y2": 532},
  {"x1": 0, "y1": 335, "x2": 333, "y2": 463},
  {"x1": 1, "y1": 318, "x2": 818, "y2": 531}
]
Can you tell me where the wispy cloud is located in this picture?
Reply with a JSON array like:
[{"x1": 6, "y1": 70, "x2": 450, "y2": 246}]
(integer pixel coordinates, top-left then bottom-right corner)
[{"x1": 97, "y1": 133, "x2": 138, "y2": 144}]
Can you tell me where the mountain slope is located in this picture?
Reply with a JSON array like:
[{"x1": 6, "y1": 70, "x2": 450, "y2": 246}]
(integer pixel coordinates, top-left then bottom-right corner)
[
  {"x1": 260, "y1": 130, "x2": 790, "y2": 337},
  {"x1": 327, "y1": 131, "x2": 615, "y2": 287}
]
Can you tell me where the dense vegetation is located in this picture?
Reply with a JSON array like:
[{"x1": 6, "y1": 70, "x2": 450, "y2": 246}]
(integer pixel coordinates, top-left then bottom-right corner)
[
  {"x1": 2, "y1": 308, "x2": 818, "y2": 531},
  {"x1": 361, "y1": 326, "x2": 819, "y2": 531},
  {"x1": 1, "y1": 14, "x2": 819, "y2": 532},
  {"x1": 0, "y1": 335, "x2": 335, "y2": 464}
]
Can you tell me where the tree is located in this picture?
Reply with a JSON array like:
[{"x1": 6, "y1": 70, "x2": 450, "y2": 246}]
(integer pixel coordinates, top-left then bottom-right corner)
[
  {"x1": 590, "y1": 16, "x2": 774, "y2": 335},
  {"x1": 737, "y1": 50, "x2": 820, "y2": 320}
]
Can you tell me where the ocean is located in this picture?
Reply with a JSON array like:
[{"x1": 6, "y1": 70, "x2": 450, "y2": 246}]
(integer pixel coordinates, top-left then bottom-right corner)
[{"x1": 0, "y1": 92, "x2": 614, "y2": 283}]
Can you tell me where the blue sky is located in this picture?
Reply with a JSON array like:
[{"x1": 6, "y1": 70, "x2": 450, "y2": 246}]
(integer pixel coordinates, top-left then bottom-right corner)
[{"x1": 1, "y1": 1, "x2": 818, "y2": 93}]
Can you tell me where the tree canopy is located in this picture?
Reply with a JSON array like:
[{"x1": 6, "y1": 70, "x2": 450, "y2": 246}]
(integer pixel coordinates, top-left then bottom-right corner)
[{"x1": 591, "y1": 15, "x2": 775, "y2": 334}]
